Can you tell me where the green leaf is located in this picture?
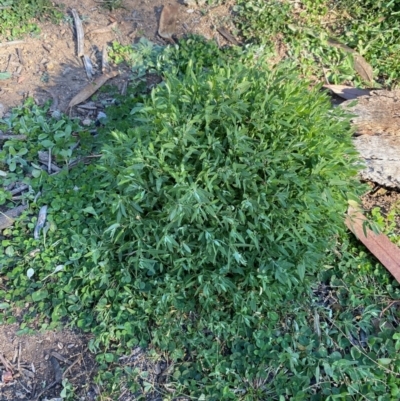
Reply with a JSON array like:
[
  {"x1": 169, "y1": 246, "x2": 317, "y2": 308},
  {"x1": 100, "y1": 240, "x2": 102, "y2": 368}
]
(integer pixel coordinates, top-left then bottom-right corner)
[
  {"x1": 0, "y1": 72, "x2": 11, "y2": 80},
  {"x1": 377, "y1": 358, "x2": 392, "y2": 365},
  {"x1": 31, "y1": 290, "x2": 49, "y2": 302}
]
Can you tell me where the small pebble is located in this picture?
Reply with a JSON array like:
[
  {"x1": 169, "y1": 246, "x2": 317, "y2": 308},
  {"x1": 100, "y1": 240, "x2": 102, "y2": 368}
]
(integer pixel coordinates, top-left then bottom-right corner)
[{"x1": 82, "y1": 118, "x2": 92, "y2": 126}]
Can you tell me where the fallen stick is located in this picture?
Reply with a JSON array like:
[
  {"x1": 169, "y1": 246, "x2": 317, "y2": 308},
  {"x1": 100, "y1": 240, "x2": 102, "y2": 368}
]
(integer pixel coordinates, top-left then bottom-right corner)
[
  {"x1": 10, "y1": 184, "x2": 29, "y2": 196},
  {"x1": 0, "y1": 40, "x2": 25, "y2": 48},
  {"x1": 51, "y1": 351, "x2": 72, "y2": 365},
  {"x1": 102, "y1": 45, "x2": 110, "y2": 73},
  {"x1": 82, "y1": 54, "x2": 94, "y2": 79},
  {"x1": 217, "y1": 27, "x2": 240, "y2": 45},
  {"x1": 88, "y1": 22, "x2": 117, "y2": 37},
  {"x1": 0, "y1": 353, "x2": 14, "y2": 373},
  {"x1": 62, "y1": 354, "x2": 82, "y2": 379},
  {"x1": 346, "y1": 207, "x2": 400, "y2": 284},
  {"x1": 67, "y1": 70, "x2": 119, "y2": 110},
  {"x1": 71, "y1": 9, "x2": 84, "y2": 58}
]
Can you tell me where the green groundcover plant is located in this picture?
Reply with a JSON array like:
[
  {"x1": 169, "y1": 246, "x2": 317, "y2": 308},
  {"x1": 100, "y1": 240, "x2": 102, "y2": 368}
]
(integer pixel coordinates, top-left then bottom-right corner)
[
  {"x1": 235, "y1": 0, "x2": 400, "y2": 87},
  {"x1": 0, "y1": 0, "x2": 62, "y2": 39},
  {"x1": 3, "y1": 38, "x2": 400, "y2": 399}
]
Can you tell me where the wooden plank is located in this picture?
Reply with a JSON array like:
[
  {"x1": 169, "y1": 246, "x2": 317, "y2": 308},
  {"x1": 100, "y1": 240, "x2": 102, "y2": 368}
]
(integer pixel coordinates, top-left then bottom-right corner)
[{"x1": 346, "y1": 207, "x2": 400, "y2": 284}]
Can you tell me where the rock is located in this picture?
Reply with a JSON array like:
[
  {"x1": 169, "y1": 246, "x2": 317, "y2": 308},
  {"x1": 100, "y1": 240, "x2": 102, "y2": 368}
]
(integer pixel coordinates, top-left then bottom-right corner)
[
  {"x1": 82, "y1": 118, "x2": 92, "y2": 126},
  {"x1": 0, "y1": 103, "x2": 4, "y2": 118},
  {"x1": 183, "y1": 0, "x2": 197, "y2": 6},
  {"x1": 341, "y1": 90, "x2": 400, "y2": 188}
]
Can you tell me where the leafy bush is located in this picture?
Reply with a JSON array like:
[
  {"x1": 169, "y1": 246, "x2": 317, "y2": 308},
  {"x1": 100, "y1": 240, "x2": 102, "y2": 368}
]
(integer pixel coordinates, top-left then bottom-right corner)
[
  {"x1": 93, "y1": 45, "x2": 363, "y2": 396},
  {"x1": 4, "y1": 39, "x2": 392, "y2": 399}
]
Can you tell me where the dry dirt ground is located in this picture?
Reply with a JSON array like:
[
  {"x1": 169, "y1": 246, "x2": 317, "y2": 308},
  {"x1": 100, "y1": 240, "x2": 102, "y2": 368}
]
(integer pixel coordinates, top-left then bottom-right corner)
[
  {"x1": 0, "y1": 324, "x2": 97, "y2": 400},
  {"x1": 0, "y1": 0, "x2": 236, "y2": 115},
  {"x1": 0, "y1": 1, "x2": 234, "y2": 400}
]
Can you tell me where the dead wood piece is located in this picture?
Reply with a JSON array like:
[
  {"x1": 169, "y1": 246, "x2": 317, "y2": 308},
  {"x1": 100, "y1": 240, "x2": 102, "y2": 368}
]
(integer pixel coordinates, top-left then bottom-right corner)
[
  {"x1": 71, "y1": 9, "x2": 85, "y2": 58},
  {"x1": 16, "y1": 48, "x2": 25, "y2": 65},
  {"x1": 48, "y1": 148, "x2": 51, "y2": 174},
  {"x1": 18, "y1": 380, "x2": 32, "y2": 394},
  {"x1": 0, "y1": 353, "x2": 14, "y2": 373},
  {"x1": 159, "y1": 4, "x2": 179, "y2": 43},
  {"x1": 88, "y1": 22, "x2": 117, "y2": 37},
  {"x1": 38, "y1": 151, "x2": 61, "y2": 172},
  {"x1": 66, "y1": 154, "x2": 102, "y2": 169},
  {"x1": 341, "y1": 90, "x2": 400, "y2": 136},
  {"x1": 102, "y1": 45, "x2": 110, "y2": 73},
  {"x1": 67, "y1": 70, "x2": 119, "y2": 110},
  {"x1": 33, "y1": 381, "x2": 57, "y2": 401},
  {"x1": 120, "y1": 80, "x2": 128, "y2": 96},
  {"x1": 352, "y1": 53, "x2": 374, "y2": 83},
  {"x1": 327, "y1": 38, "x2": 373, "y2": 82},
  {"x1": 0, "y1": 40, "x2": 25, "y2": 48},
  {"x1": 17, "y1": 342, "x2": 21, "y2": 371},
  {"x1": 346, "y1": 207, "x2": 400, "y2": 284},
  {"x1": 10, "y1": 184, "x2": 29, "y2": 196},
  {"x1": 51, "y1": 351, "x2": 71, "y2": 365},
  {"x1": 217, "y1": 27, "x2": 240, "y2": 45},
  {"x1": 62, "y1": 355, "x2": 82, "y2": 379},
  {"x1": 323, "y1": 84, "x2": 371, "y2": 100},
  {"x1": 78, "y1": 102, "x2": 97, "y2": 110},
  {"x1": 12, "y1": 346, "x2": 18, "y2": 364},
  {"x1": 82, "y1": 54, "x2": 94, "y2": 79},
  {"x1": 0, "y1": 204, "x2": 28, "y2": 230},
  {"x1": 341, "y1": 90, "x2": 400, "y2": 187}
]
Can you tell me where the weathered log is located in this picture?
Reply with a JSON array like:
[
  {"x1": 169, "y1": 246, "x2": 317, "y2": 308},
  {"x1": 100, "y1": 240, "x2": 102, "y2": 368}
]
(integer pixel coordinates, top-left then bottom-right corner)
[{"x1": 341, "y1": 90, "x2": 400, "y2": 188}]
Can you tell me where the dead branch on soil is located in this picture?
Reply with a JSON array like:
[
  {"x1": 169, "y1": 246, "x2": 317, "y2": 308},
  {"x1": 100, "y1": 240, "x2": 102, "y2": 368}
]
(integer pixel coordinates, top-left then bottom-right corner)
[
  {"x1": 0, "y1": 40, "x2": 25, "y2": 48},
  {"x1": 71, "y1": 9, "x2": 84, "y2": 58},
  {"x1": 346, "y1": 206, "x2": 400, "y2": 284},
  {"x1": 66, "y1": 70, "x2": 119, "y2": 110}
]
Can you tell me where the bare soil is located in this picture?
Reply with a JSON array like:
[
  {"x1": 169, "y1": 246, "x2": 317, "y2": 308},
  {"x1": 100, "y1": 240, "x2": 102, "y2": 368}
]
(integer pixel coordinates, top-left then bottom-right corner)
[
  {"x1": 0, "y1": 0, "x2": 236, "y2": 115},
  {"x1": 0, "y1": 1, "x2": 233, "y2": 399},
  {"x1": 0, "y1": 324, "x2": 97, "y2": 400}
]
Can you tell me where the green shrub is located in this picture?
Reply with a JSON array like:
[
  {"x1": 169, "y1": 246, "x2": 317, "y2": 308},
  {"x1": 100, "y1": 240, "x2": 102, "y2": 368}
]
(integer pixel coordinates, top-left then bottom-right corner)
[
  {"x1": 93, "y1": 47, "x2": 363, "y2": 396},
  {"x1": 2, "y1": 40, "x2": 370, "y2": 399}
]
